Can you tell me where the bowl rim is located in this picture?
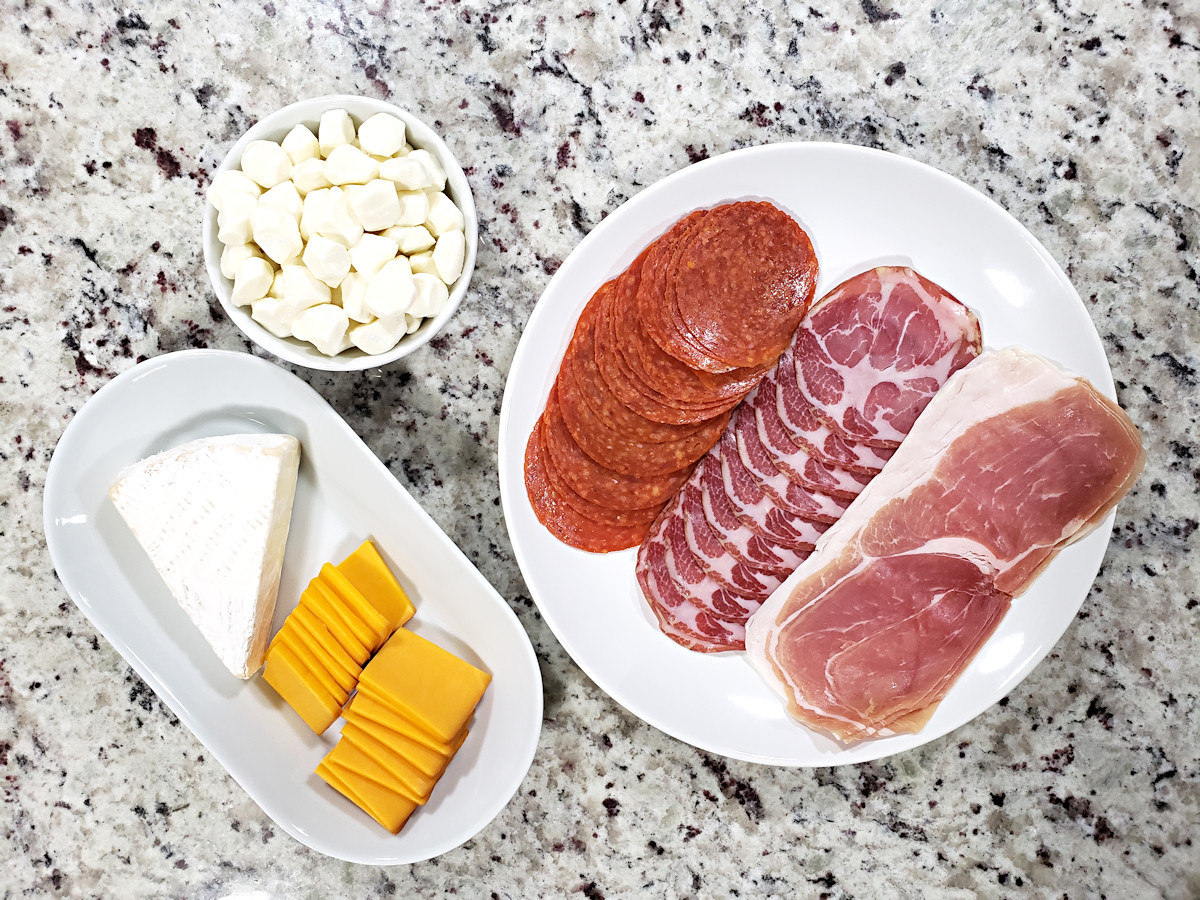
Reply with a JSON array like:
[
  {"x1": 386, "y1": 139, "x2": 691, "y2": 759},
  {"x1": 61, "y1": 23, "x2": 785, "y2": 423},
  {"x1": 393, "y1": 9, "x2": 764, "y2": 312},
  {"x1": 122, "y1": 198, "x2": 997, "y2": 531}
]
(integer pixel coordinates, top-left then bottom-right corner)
[{"x1": 202, "y1": 94, "x2": 478, "y2": 371}]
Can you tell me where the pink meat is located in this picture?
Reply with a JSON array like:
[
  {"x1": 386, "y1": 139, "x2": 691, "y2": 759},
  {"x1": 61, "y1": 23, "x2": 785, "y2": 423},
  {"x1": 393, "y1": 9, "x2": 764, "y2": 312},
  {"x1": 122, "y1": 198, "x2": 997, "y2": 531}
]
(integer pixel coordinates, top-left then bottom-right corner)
[
  {"x1": 699, "y1": 454, "x2": 806, "y2": 574},
  {"x1": 733, "y1": 400, "x2": 852, "y2": 522},
  {"x1": 637, "y1": 266, "x2": 984, "y2": 654},
  {"x1": 790, "y1": 267, "x2": 983, "y2": 447},
  {"x1": 745, "y1": 348, "x2": 1146, "y2": 743},
  {"x1": 754, "y1": 387, "x2": 871, "y2": 499},
  {"x1": 679, "y1": 483, "x2": 783, "y2": 601},
  {"x1": 775, "y1": 344, "x2": 895, "y2": 473}
]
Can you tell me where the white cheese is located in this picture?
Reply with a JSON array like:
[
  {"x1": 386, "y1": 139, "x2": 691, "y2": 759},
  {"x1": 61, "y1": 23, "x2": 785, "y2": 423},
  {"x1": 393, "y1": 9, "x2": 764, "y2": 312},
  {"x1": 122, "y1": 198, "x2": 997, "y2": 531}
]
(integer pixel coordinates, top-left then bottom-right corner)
[
  {"x1": 108, "y1": 434, "x2": 301, "y2": 679},
  {"x1": 302, "y1": 234, "x2": 351, "y2": 288},
  {"x1": 230, "y1": 256, "x2": 276, "y2": 306},
  {"x1": 356, "y1": 112, "x2": 407, "y2": 158},
  {"x1": 240, "y1": 140, "x2": 293, "y2": 189},
  {"x1": 324, "y1": 144, "x2": 380, "y2": 185},
  {"x1": 280, "y1": 123, "x2": 320, "y2": 165},
  {"x1": 318, "y1": 108, "x2": 356, "y2": 156},
  {"x1": 348, "y1": 232, "x2": 399, "y2": 279},
  {"x1": 431, "y1": 229, "x2": 465, "y2": 284}
]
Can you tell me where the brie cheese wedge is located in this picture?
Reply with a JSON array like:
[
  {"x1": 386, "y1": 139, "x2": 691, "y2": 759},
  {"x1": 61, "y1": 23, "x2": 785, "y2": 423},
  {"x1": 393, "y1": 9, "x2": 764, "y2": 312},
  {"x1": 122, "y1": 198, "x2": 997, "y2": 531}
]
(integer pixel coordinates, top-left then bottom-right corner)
[{"x1": 109, "y1": 433, "x2": 302, "y2": 679}]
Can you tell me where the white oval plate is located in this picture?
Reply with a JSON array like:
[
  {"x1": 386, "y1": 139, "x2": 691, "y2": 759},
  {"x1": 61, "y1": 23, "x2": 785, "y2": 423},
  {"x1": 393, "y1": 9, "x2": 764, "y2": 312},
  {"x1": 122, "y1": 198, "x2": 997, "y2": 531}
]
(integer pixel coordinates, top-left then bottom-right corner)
[
  {"x1": 498, "y1": 142, "x2": 1116, "y2": 766},
  {"x1": 44, "y1": 350, "x2": 542, "y2": 864}
]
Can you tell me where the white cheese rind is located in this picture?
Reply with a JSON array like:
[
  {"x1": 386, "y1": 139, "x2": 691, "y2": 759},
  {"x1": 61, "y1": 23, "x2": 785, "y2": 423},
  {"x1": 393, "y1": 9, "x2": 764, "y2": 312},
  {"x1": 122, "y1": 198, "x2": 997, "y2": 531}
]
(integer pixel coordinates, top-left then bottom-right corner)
[{"x1": 108, "y1": 434, "x2": 301, "y2": 679}]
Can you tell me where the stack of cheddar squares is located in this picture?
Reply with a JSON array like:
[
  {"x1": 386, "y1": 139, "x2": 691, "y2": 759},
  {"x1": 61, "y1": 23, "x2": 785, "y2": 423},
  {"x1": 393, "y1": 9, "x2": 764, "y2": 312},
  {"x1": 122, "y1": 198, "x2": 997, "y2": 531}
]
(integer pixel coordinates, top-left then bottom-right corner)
[
  {"x1": 261, "y1": 539, "x2": 491, "y2": 835},
  {"x1": 263, "y1": 541, "x2": 413, "y2": 732},
  {"x1": 317, "y1": 630, "x2": 490, "y2": 833}
]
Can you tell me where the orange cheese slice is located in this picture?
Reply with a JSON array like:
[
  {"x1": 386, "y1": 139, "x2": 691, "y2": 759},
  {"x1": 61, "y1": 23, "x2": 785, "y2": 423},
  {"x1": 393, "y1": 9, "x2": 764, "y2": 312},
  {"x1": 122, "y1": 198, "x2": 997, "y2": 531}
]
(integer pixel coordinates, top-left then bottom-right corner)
[
  {"x1": 289, "y1": 606, "x2": 362, "y2": 688},
  {"x1": 342, "y1": 707, "x2": 467, "y2": 778},
  {"x1": 302, "y1": 577, "x2": 376, "y2": 655},
  {"x1": 344, "y1": 692, "x2": 462, "y2": 756},
  {"x1": 337, "y1": 541, "x2": 415, "y2": 631},
  {"x1": 275, "y1": 619, "x2": 358, "y2": 696},
  {"x1": 272, "y1": 625, "x2": 352, "y2": 701},
  {"x1": 295, "y1": 593, "x2": 370, "y2": 666},
  {"x1": 262, "y1": 643, "x2": 342, "y2": 733},
  {"x1": 338, "y1": 723, "x2": 441, "y2": 801},
  {"x1": 320, "y1": 563, "x2": 392, "y2": 647},
  {"x1": 327, "y1": 729, "x2": 434, "y2": 804},
  {"x1": 358, "y1": 628, "x2": 491, "y2": 743},
  {"x1": 316, "y1": 758, "x2": 417, "y2": 834}
]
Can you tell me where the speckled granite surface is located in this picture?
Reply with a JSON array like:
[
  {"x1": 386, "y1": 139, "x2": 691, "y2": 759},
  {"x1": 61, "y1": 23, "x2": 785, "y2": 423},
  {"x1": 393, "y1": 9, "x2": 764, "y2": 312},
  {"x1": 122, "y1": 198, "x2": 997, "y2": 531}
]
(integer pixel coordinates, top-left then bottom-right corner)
[{"x1": 1, "y1": 0, "x2": 1197, "y2": 896}]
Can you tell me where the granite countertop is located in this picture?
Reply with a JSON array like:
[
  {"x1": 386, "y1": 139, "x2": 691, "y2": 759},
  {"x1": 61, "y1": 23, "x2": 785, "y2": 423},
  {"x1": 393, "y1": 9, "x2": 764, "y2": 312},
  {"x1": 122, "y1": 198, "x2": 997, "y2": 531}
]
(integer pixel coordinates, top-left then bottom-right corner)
[{"x1": 2, "y1": 0, "x2": 1196, "y2": 896}]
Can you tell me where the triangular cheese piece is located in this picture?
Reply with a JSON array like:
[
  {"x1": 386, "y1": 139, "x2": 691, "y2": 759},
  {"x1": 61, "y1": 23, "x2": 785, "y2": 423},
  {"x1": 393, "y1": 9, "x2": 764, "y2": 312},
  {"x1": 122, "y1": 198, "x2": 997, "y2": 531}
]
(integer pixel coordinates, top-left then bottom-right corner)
[{"x1": 109, "y1": 433, "x2": 301, "y2": 679}]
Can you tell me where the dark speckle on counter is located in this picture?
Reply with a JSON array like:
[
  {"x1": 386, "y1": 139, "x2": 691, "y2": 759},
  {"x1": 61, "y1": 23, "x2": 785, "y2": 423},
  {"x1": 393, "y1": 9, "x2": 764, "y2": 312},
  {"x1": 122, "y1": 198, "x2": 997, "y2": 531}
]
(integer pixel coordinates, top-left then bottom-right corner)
[{"x1": 1, "y1": 0, "x2": 1198, "y2": 896}]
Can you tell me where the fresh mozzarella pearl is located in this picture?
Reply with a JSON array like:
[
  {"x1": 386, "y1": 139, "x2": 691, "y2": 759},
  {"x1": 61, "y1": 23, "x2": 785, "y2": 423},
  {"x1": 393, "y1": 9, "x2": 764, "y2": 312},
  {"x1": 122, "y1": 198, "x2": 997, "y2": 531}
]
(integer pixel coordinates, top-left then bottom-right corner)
[
  {"x1": 239, "y1": 140, "x2": 293, "y2": 189},
  {"x1": 356, "y1": 113, "x2": 407, "y2": 158}
]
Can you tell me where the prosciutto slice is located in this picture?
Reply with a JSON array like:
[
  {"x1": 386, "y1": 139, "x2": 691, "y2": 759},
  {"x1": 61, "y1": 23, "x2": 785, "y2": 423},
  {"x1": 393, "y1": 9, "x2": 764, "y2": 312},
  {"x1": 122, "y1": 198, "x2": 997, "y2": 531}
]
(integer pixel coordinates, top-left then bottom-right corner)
[{"x1": 745, "y1": 348, "x2": 1145, "y2": 743}]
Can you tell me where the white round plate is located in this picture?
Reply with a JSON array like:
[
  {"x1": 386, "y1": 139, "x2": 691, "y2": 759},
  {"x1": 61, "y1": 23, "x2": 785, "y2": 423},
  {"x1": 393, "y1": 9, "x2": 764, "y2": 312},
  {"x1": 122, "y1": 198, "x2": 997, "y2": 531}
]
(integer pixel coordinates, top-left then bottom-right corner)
[
  {"x1": 45, "y1": 350, "x2": 541, "y2": 863},
  {"x1": 498, "y1": 142, "x2": 1116, "y2": 766}
]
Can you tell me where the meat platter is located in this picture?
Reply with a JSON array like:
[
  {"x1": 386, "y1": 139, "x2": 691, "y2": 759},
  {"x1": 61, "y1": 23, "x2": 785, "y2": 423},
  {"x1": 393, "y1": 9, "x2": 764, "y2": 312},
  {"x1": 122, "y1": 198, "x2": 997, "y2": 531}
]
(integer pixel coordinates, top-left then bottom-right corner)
[{"x1": 497, "y1": 142, "x2": 1123, "y2": 766}]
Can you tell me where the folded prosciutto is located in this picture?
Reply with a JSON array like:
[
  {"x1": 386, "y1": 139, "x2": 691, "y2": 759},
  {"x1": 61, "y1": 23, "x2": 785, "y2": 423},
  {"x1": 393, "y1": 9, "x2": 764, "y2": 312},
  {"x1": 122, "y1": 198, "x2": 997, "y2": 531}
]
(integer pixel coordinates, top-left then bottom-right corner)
[{"x1": 745, "y1": 347, "x2": 1145, "y2": 743}]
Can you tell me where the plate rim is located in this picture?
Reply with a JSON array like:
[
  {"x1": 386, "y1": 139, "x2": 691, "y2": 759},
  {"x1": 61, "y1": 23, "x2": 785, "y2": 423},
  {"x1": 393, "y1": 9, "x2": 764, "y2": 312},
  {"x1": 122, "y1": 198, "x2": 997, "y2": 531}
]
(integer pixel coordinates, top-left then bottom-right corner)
[{"x1": 44, "y1": 348, "x2": 543, "y2": 863}]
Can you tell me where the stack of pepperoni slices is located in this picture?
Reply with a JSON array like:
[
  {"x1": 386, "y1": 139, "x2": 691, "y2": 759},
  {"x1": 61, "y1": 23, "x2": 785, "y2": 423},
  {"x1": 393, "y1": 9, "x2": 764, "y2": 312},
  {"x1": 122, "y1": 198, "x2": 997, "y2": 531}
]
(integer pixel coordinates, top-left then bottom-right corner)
[{"x1": 524, "y1": 202, "x2": 818, "y2": 552}]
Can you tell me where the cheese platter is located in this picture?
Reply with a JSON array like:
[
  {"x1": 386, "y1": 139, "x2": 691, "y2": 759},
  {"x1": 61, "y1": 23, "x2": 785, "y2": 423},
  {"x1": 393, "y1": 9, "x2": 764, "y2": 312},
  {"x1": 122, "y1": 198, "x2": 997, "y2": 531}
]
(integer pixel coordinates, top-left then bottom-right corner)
[{"x1": 43, "y1": 349, "x2": 542, "y2": 864}]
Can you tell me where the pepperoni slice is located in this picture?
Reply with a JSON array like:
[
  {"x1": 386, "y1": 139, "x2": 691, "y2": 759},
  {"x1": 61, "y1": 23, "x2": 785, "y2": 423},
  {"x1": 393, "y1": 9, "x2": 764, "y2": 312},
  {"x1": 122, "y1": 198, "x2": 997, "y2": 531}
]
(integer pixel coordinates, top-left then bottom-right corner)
[
  {"x1": 524, "y1": 417, "x2": 648, "y2": 552},
  {"x1": 669, "y1": 202, "x2": 818, "y2": 370},
  {"x1": 614, "y1": 251, "x2": 768, "y2": 405},
  {"x1": 594, "y1": 274, "x2": 737, "y2": 425},
  {"x1": 536, "y1": 418, "x2": 663, "y2": 529},
  {"x1": 541, "y1": 387, "x2": 689, "y2": 511},
  {"x1": 567, "y1": 297, "x2": 710, "y2": 443},
  {"x1": 558, "y1": 346, "x2": 729, "y2": 476}
]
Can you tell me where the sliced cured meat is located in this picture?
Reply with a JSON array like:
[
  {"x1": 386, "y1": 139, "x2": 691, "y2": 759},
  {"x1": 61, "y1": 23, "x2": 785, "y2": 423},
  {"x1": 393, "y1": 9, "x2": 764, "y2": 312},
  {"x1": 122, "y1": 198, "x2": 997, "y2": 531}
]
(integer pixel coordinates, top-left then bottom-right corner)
[
  {"x1": 699, "y1": 455, "x2": 805, "y2": 574},
  {"x1": 745, "y1": 348, "x2": 1146, "y2": 743},
  {"x1": 637, "y1": 538, "x2": 746, "y2": 652},
  {"x1": 679, "y1": 483, "x2": 783, "y2": 602},
  {"x1": 594, "y1": 273, "x2": 738, "y2": 426},
  {"x1": 558, "y1": 332, "x2": 729, "y2": 476},
  {"x1": 615, "y1": 250, "x2": 767, "y2": 405},
  {"x1": 635, "y1": 265, "x2": 984, "y2": 652},
  {"x1": 659, "y1": 508, "x2": 760, "y2": 621},
  {"x1": 775, "y1": 344, "x2": 895, "y2": 474},
  {"x1": 754, "y1": 380, "x2": 871, "y2": 499},
  {"x1": 668, "y1": 202, "x2": 819, "y2": 371},
  {"x1": 731, "y1": 401, "x2": 852, "y2": 522},
  {"x1": 790, "y1": 266, "x2": 982, "y2": 448},
  {"x1": 718, "y1": 430, "x2": 833, "y2": 545},
  {"x1": 524, "y1": 418, "x2": 649, "y2": 553},
  {"x1": 541, "y1": 388, "x2": 688, "y2": 511},
  {"x1": 637, "y1": 209, "x2": 729, "y2": 373},
  {"x1": 567, "y1": 295, "x2": 711, "y2": 443},
  {"x1": 536, "y1": 419, "x2": 663, "y2": 529}
]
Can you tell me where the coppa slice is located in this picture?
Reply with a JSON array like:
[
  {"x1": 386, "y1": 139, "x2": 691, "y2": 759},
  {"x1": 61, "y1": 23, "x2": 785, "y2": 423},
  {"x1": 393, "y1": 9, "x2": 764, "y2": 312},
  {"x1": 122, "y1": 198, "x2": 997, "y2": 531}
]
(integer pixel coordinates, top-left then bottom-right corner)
[
  {"x1": 790, "y1": 266, "x2": 982, "y2": 448},
  {"x1": 745, "y1": 348, "x2": 1145, "y2": 744}
]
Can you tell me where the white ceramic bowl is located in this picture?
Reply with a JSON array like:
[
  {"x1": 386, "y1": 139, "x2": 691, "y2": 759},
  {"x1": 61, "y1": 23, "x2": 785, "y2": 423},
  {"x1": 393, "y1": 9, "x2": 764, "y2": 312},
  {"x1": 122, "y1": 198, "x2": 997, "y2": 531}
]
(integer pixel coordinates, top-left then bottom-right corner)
[{"x1": 203, "y1": 95, "x2": 478, "y2": 371}]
